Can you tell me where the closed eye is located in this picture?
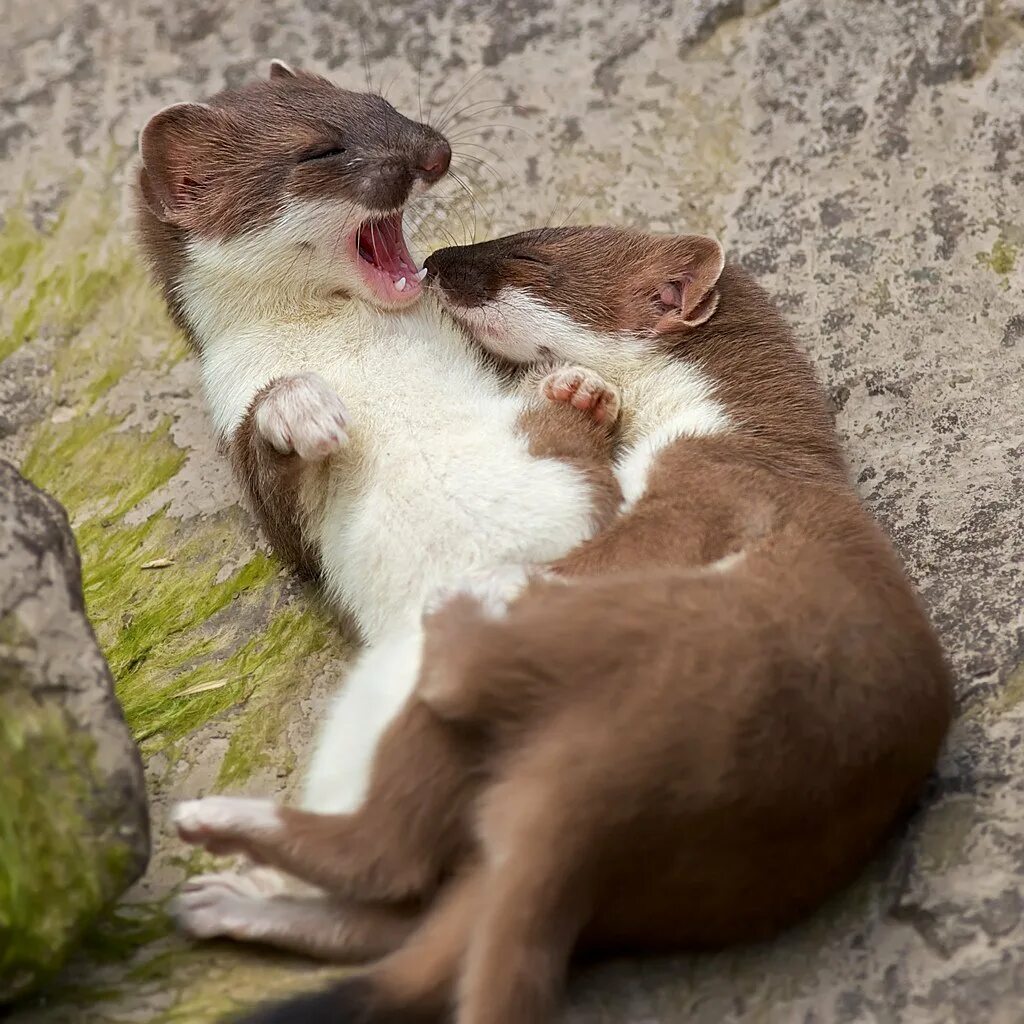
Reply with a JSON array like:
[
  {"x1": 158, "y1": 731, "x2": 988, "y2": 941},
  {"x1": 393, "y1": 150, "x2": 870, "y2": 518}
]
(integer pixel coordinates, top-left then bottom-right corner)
[
  {"x1": 512, "y1": 253, "x2": 547, "y2": 266},
  {"x1": 299, "y1": 145, "x2": 347, "y2": 163}
]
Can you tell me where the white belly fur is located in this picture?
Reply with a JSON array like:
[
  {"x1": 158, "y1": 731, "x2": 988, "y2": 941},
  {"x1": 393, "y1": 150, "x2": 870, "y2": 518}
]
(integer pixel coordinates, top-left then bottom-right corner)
[{"x1": 200, "y1": 301, "x2": 598, "y2": 813}]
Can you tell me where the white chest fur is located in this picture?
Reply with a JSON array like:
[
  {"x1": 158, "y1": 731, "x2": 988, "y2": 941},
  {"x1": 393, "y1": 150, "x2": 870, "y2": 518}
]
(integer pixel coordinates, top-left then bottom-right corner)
[
  {"x1": 196, "y1": 298, "x2": 604, "y2": 814},
  {"x1": 199, "y1": 301, "x2": 600, "y2": 643}
]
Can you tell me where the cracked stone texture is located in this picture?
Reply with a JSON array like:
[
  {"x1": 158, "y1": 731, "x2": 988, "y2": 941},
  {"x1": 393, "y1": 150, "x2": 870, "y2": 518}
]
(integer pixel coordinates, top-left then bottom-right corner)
[
  {"x1": 0, "y1": 460, "x2": 149, "y2": 1001},
  {"x1": 1, "y1": 0, "x2": 1022, "y2": 1021}
]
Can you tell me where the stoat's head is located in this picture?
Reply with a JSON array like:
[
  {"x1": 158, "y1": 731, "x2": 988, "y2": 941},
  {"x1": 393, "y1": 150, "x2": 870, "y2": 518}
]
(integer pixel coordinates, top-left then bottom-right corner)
[
  {"x1": 136, "y1": 61, "x2": 450, "y2": 340},
  {"x1": 424, "y1": 226, "x2": 724, "y2": 367}
]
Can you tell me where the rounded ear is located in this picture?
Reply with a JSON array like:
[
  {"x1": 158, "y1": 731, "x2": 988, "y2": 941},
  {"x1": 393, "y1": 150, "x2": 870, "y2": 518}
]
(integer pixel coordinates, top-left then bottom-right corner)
[
  {"x1": 269, "y1": 59, "x2": 298, "y2": 80},
  {"x1": 138, "y1": 102, "x2": 220, "y2": 226},
  {"x1": 654, "y1": 236, "x2": 726, "y2": 335},
  {"x1": 681, "y1": 287, "x2": 720, "y2": 326}
]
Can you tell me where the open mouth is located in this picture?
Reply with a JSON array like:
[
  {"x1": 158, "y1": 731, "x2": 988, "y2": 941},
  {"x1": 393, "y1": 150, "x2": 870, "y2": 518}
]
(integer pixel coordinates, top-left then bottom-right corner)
[{"x1": 353, "y1": 211, "x2": 427, "y2": 306}]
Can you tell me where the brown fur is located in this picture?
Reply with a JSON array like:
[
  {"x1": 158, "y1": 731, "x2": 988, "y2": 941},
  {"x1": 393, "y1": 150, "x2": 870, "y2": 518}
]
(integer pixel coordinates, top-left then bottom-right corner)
[
  {"x1": 514, "y1": 364, "x2": 622, "y2": 527},
  {"x1": 228, "y1": 380, "x2": 322, "y2": 576},
  {"x1": 423, "y1": 228, "x2": 724, "y2": 336},
  {"x1": 208, "y1": 229, "x2": 952, "y2": 1024}
]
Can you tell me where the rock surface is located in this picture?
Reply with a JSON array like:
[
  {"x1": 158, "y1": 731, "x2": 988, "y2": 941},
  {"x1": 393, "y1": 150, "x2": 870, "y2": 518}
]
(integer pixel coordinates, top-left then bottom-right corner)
[
  {"x1": 1, "y1": 0, "x2": 1022, "y2": 1021},
  {"x1": 0, "y1": 460, "x2": 149, "y2": 1002}
]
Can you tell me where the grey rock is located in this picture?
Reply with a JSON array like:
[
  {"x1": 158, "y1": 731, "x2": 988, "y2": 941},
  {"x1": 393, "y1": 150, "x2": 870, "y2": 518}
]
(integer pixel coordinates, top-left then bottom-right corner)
[{"x1": 0, "y1": 460, "x2": 149, "y2": 1002}]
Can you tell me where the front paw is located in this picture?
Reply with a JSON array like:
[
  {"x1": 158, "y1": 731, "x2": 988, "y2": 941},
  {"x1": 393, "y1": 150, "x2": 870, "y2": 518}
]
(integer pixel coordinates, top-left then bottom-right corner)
[
  {"x1": 255, "y1": 372, "x2": 350, "y2": 460},
  {"x1": 539, "y1": 366, "x2": 621, "y2": 427},
  {"x1": 173, "y1": 796, "x2": 283, "y2": 858}
]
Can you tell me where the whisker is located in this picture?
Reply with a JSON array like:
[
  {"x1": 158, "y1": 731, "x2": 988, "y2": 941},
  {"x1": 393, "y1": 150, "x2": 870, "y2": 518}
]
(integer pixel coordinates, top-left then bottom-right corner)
[
  {"x1": 442, "y1": 183, "x2": 476, "y2": 247},
  {"x1": 415, "y1": 59, "x2": 425, "y2": 124},
  {"x1": 358, "y1": 22, "x2": 374, "y2": 95},
  {"x1": 447, "y1": 122, "x2": 536, "y2": 143},
  {"x1": 452, "y1": 150, "x2": 508, "y2": 190},
  {"x1": 557, "y1": 192, "x2": 592, "y2": 228},
  {"x1": 450, "y1": 141, "x2": 516, "y2": 183},
  {"x1": 431, "y1": 68, "x2": 490, "y2": 132},
  {"x1": 380, "y1": 68, "x2": 399, "y2": 104},
  {"x1": 438, "y1": 99, "x2": 520, "y2": 134},
  {"x1": 450, "y1": 169, "x2": 496, "y2": 242}
]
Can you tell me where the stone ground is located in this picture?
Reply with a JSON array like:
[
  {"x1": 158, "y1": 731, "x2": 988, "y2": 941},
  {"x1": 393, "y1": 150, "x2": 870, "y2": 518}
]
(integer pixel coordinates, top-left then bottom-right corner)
[{"x1": 1, "y1": 0, "x2": 1022, "y2": 1020}]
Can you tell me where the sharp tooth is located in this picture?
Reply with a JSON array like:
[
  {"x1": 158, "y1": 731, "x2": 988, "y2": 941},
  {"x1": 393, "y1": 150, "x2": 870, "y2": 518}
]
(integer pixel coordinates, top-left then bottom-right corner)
[
  {"x1": 395, "y1": 277, "x2": 407, "y2": 292},
  {"x1": 415, "y1": 267, "x2": 429, "y2": 282}
]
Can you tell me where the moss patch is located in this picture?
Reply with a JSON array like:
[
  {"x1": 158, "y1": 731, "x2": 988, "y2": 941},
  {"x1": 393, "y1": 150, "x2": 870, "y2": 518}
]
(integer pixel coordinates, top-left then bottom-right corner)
[
  {"x1": 22, "y1": 431, "x2": 337, "y2": 785},
  {"x1": 914, "y1": 796, "x2": 977, "y2": 874},
  {"x1": 215, "y1": 607, "x2": 332, "y2": 786},
  {"x1": 1, "y1": 173, "x2": 185, "y2": 397},
  {"x1": 0, "y1": 697, "x2": 130, "y2": 1000},
  {"x1": 976, "y1": 236, "x2": 1018, "y2": 276},
  {"x1": 995, "y1": 661, "x2": 1024, "y2": 713},
  {"x1": 22, "y1": 413, "x2": 186, "y2": 525}
]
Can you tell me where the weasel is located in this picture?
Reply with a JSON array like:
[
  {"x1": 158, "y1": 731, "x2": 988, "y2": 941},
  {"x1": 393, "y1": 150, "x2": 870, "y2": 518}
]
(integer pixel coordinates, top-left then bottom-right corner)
[
  {"x1": 137, "y1": 66, "x2": 627, "y2": 941},
  {"x1": 175, "y1": 227, "x2": 954, "y2": 1024}
]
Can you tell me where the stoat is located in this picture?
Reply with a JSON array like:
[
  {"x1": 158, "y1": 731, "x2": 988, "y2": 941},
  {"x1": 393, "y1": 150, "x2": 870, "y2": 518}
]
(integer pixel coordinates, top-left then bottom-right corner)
[
  {"x1": 174, "y1": 227, "x2": 952, "y2": 1024},
  {"x1": 135, "y1": 66, "x2": 622, "y2": 922}
]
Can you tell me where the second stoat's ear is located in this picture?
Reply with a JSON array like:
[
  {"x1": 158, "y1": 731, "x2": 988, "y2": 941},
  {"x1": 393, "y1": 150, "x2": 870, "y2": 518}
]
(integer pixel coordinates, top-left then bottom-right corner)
[
  {"x1": 654, "y1": 236, "x2": 725, "y2": 335},
  {"x1": 269, "y1": 59, "x2": 298, "y2": 80}
]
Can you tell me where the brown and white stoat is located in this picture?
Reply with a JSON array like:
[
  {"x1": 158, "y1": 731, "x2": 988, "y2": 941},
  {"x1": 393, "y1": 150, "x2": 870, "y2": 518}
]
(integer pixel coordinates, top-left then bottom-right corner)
[
  {"x1": 173, "y1": 227, "x2": 954, "y2": 1024},
  {"x1": 137, "y1": 65, "x2": 652, "y2": 940}
]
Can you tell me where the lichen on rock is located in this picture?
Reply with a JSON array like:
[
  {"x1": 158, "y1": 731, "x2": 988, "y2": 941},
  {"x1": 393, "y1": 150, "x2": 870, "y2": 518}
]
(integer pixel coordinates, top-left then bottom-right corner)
[
  {"x1": 0, "y1": 462, "x2": 149, "y2": 1003},
  {"x1": 0, "y1": 697, "x2": 124, "y2": 999}
]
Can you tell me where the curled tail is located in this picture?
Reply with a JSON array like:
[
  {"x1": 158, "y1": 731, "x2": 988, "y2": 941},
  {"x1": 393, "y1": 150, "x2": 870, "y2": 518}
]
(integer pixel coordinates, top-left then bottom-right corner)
[{"x1": 231, "y1": 976, "x2": 400, "y2": 1024}]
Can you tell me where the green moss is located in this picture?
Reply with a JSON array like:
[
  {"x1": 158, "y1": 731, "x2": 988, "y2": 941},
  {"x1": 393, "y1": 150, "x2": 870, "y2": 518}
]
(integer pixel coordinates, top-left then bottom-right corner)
[
  {"x1": 81, "y1": 901, "x2": 174, "y2": 965},
  {"x1": 0, "y1": 211, "x2": 47, "y2": 334},
  {"x1": 20, "y1": 401, "x2": 338, "y2": 774},
  {"x1": 0, "y1": 697, "x2": 130, "y2": 999},
  {"x1": 868, "y1": 278, "x2": 895, "y2": 316},
  {"x1": 62, "y1": 507, "x2": 299, "y2": 758},
  {"x1": 0, "y1": 186, "x2": 114, "y2": 364},
  {"x1": 0, "y1": 178, "x2": 186, "y2": 396},
  {"x1": 0, "y1": 610, "x2": 34, "y2": 648},
  {"x1": 22, "y1": 413, "x2": 186, "y2": 524},
  {"x1": 216, "y1": 608, "x2": 334, "y2": 786},
  {"x1": 976, "y1": 236, "x2": 1018, "y2": 275},
  {"x1": 146, "y1": 956, "x2": 347, "y2": 1024},
  {"x1": 915, "y1": 796, "x2": 977, "y2": 873},
  {"x1": 110, "y1": 548, "x2": 283, "y2": 748},
  {"x1": 6, "y1": 251, "x2": 130, "y2": 363}
]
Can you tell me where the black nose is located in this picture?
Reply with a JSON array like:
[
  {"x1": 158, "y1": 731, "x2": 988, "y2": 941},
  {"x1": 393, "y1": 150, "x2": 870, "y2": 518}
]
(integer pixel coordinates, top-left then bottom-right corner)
[
  {"x1": 416, "y1": 141, "x2": 451, "y2": 185},
  {"x1": 423, "y1": 249, "x2": 444, "y2": 276},
  {"x1": 423, "y1": 245, "x2": 457, "y2": 286}
]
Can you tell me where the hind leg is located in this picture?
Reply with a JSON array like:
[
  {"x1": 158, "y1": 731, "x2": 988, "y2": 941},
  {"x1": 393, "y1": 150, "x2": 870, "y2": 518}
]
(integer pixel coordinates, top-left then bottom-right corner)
[
  {"x1": 455, "y1": 745, "x2": 597, "y2": 1024},
  {"x1": 173, "y1": 697, "x2": 476, "y2": 903},
  {"x1": 174, "y1": 868, "x2": 419, "y2": 961}
]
